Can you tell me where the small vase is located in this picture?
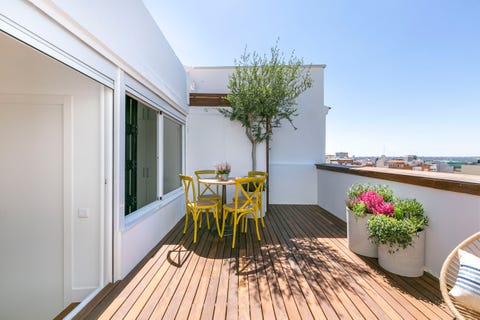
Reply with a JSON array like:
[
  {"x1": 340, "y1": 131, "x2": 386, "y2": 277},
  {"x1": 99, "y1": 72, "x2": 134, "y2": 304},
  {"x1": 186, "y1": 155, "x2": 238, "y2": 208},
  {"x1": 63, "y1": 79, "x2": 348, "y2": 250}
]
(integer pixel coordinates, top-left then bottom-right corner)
[{"x1": 219, "y1": 173, "x2": 229, "y2": 181}]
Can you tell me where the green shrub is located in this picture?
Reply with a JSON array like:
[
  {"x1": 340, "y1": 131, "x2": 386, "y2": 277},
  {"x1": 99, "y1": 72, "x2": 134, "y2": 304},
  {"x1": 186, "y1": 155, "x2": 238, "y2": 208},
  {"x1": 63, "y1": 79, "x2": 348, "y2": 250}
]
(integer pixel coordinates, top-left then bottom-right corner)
[{"x1": 368, "y1": 198, "x2": 428, "y2": 253}]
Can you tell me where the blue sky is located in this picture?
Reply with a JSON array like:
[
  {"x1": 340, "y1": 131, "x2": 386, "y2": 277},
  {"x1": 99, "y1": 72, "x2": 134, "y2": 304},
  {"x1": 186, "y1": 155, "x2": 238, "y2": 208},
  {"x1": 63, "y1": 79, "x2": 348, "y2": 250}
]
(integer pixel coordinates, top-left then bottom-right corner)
[{"x1": 144, "y1": 0, "x2": 480, "y2": 157}]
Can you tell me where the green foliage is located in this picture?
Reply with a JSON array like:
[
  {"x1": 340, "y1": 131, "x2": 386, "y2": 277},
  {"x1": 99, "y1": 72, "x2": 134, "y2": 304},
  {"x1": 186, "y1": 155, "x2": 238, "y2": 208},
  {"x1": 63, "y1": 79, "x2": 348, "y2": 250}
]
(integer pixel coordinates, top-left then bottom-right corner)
[
  {"x1": 219, "y1": 40, "x2": 313, "y2": 170},
  {"x1": 346, "y1": 183, "x2": 394, "y2": 202},
  {"x1": 350, "y1": 201, "x2": 368, "y2": 215},
  {"x1": 346, "y1": 183, "x2": 374, "y2": 200},
  {"x1": 368, "y1": 198, "x2": 429, "y2": 253},
  {"x1": 367, "y1": 215, "x2": 418, "y2": 252},
  {"x1": 393, "y1": 198, "x2": 429, "y2": 231},
  {"x1": 374, "y1": 185, "x2": 395, "y2": 203}
]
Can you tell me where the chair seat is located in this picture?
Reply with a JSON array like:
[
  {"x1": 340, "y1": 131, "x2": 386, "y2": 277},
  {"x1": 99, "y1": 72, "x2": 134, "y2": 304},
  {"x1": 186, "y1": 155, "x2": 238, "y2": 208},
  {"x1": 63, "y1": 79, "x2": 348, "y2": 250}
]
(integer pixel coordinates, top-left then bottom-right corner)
[
  {"x1": 224, "y1": 202, "x2": 255, "y2": 211},
  {"x1": 199, "y1": 194, "x2": 221, "y2": 201},
  {"x1": 188, "y1": 199, "x2": 217, "y2": 209}
]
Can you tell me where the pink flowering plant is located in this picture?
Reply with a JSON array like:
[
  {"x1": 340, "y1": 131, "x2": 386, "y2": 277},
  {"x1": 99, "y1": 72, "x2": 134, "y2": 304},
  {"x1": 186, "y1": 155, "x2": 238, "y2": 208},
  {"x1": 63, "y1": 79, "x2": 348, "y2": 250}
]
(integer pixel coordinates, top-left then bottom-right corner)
[
  {"x1": 346, "y1": 183, "x2": 394, "y2": 217},
  {"x1": 215, "y1": 162, "x2": 231, "y2": 175},
  {"x1": 346, "y1": 183, "x2": 429, "y2": 251}
]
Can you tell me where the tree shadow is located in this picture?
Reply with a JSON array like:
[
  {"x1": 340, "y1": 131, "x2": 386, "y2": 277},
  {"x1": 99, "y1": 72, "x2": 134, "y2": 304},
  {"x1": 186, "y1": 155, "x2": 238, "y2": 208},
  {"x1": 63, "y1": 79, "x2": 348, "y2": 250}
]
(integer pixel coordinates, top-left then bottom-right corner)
[{"x1": 145, "y1": 204, "x2": 449, "y2": 318}]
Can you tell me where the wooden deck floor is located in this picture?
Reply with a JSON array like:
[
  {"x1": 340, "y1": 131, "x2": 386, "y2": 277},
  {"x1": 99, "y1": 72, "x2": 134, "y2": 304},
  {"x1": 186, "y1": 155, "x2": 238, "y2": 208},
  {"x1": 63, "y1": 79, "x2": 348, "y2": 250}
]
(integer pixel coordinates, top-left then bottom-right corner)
[{"x1": 76, "y1": 205, "x2": 453, "y2": 320}]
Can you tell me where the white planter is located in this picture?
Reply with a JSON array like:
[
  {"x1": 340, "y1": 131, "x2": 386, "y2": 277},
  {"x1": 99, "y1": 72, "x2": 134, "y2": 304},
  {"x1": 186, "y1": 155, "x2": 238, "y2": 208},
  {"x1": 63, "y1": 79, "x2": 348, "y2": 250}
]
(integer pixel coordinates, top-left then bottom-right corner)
[
  {"x1": 378, "y1": 230, "x2": 426, "y2": 277},
  {"x1": 346, "y1": 208, "x2": 377, "y2": 257}
]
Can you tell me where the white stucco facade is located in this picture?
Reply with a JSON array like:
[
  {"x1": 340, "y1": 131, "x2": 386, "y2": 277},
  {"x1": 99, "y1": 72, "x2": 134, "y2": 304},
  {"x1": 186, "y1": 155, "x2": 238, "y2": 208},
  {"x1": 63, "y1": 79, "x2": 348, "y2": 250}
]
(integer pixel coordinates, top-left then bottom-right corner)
[
  {"x1": 187, "y1": 66, "x2": 329, "y2": 204},
  {"x1": 1, "y1": 2, "x2": 329, "y2": 319},
  {"x1": 0, "y1": 1, "x2": 189, "y2": 318}
]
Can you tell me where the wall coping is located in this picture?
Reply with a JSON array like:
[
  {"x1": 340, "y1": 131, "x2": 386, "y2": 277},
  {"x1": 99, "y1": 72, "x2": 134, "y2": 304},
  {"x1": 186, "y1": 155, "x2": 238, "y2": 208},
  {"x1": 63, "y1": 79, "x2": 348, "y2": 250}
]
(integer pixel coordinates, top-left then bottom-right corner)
[{"x1": 315, "y1": 164, "x2": 480, "y2": 196}]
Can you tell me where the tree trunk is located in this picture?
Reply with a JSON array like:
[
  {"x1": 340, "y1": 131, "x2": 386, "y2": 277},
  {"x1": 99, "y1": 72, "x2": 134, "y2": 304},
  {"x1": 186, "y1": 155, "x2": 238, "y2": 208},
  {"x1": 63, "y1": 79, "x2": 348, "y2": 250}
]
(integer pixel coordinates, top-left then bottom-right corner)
[
  {"x1": 246, "y1": 127, "x2": 256, "y2": 171},
  {"x1": 251, "y1": 141, "x2": 257, "y2": 171}
]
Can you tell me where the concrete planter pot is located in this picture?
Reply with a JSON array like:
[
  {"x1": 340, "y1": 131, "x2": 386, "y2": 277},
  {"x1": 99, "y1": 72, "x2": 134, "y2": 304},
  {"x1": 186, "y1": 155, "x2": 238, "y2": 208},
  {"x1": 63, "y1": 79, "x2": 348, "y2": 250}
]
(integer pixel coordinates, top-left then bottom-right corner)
[
  {"x1": 346, "y1": 208, "x2": 378, "y2": 257},
  {"x1": 378, "y1": 230, "x2": 426, "y2": 277}
]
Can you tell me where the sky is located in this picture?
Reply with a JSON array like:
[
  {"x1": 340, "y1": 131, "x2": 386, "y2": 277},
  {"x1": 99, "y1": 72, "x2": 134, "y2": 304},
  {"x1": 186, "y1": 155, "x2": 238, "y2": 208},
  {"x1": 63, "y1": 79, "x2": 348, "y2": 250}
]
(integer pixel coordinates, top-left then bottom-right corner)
[{"x1": 143, "y1": 0, "x2": 480, "y2": 157}]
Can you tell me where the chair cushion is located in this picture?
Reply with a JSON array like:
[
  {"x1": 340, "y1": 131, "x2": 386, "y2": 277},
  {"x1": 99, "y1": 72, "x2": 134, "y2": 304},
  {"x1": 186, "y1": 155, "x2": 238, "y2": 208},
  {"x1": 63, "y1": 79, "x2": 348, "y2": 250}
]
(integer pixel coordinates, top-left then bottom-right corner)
[{"x1": 449, "y1": 249, "x2": 480, "y2": 313}]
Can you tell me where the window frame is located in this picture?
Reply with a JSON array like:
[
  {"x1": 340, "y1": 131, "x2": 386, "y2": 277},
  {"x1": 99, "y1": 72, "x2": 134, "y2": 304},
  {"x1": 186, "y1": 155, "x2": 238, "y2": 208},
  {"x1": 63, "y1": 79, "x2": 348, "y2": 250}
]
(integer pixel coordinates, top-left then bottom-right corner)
[
  {"x1": 162, "y1": 114, "x2": 184, "y2": 195},
  {"x1": 122, "y1": 88, "x2": 185, "y2": 229}
]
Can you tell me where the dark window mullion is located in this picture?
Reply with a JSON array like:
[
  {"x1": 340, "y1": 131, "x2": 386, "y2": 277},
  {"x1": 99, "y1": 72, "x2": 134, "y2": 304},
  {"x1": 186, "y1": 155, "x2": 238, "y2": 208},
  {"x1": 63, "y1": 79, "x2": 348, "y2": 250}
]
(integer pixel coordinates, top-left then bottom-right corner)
[{"x1": 125, "y1": 96, "x2": 138, "y2": 215}]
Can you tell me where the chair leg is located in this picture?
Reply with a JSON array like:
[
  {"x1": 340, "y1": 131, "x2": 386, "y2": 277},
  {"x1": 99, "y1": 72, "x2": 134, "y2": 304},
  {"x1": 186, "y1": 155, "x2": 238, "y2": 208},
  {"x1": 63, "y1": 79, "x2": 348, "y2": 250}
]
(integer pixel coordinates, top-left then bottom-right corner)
[
  {"x1": 220, "y1": 209, "x2": 229, "y2": 238},
  {"x1": 205, "y1": 210, "x2": 211, "y2": 229},
  {"x1": 214, "y1": 208, "x2": 221, "y2": 237},
  {"x1": 254, "y1": 215, "x2": 261, "y2": 240},
  {"x1": 193, "y1": 213, "x2": 198, "y2": 243},
  {"x1": 232, "y1": 213, "x2": 238, "y2": 248},
  {"x1": 258, "y1": 200, "x2": 265, "y2": 228},
  {"x1": 183, "y1": 210, "x2": 189, "y2": 234}
]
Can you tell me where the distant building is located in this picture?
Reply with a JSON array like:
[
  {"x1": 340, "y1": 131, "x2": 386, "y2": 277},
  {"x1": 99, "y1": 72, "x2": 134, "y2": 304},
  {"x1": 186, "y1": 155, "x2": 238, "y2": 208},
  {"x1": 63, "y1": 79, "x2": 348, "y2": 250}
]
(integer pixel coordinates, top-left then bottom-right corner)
[
  {"x1": 376, "y1": 155, "x2": 387, "y2": 167},
  {"x1": 460, "y1": 164, "x2": 480, "y2": 176},
  {"x1": 336, "y1": 152, "x2": 349, "y2": 158},
  {"x1": 385, "y1": 157, "x2": 431, "y2": 171}
]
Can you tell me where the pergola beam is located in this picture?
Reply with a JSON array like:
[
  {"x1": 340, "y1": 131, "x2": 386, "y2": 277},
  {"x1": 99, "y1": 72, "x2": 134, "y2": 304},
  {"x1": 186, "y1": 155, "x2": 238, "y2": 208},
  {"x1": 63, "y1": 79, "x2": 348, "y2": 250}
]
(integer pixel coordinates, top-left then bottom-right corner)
[{"x1": 189, "y1": 93, "x2": 230, "y2": 107}]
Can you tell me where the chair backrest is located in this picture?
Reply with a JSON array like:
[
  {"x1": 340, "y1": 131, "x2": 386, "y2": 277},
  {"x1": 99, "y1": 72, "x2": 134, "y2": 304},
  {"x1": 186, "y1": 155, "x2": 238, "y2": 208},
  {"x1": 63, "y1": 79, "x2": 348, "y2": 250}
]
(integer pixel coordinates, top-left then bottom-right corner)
[
  {"x1": 247, "y1": 171, "x2": 267, "y2": 192},
  {"x1": 233, "y1": 176, "x2": 265, "y2": 212},
  {"x1": 248, "y1": 171, "x2": 268, "y2": 178},
  {"x1": 440, "y1": 232, "x2": 480, "y2": 320},
  {"x1": 194, "y1": 170, "x2": 219, "y2": 198},
  {"x1": 179, "y1": 174, "x2": 196, "y2": 206}
]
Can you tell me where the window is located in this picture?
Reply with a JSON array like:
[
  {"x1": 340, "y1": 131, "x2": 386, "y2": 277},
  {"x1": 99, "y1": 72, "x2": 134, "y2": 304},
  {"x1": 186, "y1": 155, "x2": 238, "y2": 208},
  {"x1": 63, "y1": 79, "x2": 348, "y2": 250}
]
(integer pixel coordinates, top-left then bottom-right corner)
[
  {"x1": 125, "y1": 96, "x2": 158, "y2": 215},
  {"x1": 163, "y1": 116, "x2": 182, "y2": 194},
  {"x1": 125, "y1": 95, "x2": 184, "y2": 216}
]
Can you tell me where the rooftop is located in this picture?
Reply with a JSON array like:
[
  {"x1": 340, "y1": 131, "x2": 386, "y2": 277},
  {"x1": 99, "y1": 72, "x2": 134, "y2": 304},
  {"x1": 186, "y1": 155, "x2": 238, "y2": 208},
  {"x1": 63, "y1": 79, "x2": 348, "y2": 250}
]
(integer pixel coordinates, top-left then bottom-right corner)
[{"x1": 75, "y1": 205, "x2": 451, "y2": 319}]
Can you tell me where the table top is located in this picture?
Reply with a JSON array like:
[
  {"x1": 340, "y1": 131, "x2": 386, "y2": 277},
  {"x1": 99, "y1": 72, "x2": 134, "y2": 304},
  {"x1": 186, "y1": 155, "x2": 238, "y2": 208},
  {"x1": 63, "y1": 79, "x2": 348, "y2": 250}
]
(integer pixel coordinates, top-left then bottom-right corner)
[{"x1": 199, "y1": 177, "x2": 236, "y2": 185}]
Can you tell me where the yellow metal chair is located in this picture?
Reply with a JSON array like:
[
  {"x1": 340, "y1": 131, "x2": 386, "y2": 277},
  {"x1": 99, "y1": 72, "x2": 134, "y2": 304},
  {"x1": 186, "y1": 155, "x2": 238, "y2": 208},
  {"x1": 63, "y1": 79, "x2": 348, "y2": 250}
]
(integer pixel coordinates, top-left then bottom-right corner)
[
  {"x1": 222, "y1": 176, "x2": 265, "y2": 248},
  {"x1": 179, "y1": 174, "x2": 220, "y2": 243},
  {"x1": 194, "y1": 169, "x2": 221, "y2": 206},
  {"x1": 233, "y1": 171, "x2": 268, "y2": 228},
  {"x1": 248, "y1": 171, "x2": 267, "y2": 228}
]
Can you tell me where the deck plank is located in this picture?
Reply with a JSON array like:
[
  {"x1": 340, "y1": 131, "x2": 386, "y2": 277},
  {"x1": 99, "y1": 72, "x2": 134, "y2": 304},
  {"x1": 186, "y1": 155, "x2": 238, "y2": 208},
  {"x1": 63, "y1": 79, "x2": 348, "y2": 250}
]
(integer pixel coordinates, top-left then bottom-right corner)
[{"x1": 79, "y1": 205, "x2": 453, "y2": 320}]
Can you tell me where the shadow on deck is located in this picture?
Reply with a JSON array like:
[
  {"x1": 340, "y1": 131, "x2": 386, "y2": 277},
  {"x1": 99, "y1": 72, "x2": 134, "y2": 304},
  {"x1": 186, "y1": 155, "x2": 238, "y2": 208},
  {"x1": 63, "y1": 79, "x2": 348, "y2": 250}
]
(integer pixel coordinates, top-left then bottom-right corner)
[{"x1": 75, "y1": 205, "x2": 452, "y2": 320}]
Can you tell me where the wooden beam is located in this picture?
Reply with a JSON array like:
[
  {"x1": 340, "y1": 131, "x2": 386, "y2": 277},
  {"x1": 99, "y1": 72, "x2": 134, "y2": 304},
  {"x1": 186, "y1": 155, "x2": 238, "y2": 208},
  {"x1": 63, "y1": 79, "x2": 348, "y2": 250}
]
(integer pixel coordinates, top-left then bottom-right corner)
[{"x1": 189, "y1": 93, "x2": 230, "y2": 107}]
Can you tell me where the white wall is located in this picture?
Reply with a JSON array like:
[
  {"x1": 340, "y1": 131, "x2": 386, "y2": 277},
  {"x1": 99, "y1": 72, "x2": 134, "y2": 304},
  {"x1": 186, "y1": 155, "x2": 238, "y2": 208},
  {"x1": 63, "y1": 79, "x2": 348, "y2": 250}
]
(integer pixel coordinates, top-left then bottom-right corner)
[
  {"x1": 317, "y1": 168, "x2": 480, "y2": 278},
  {"x1": 187, "y1": 66, "x2": 327, "y2": 204},
  {"x1": 1, "y1": 0, "x2": 190, "y2": 304},
  {"x1": 2, "y1": 0, "x2": 187, "y2": 111},
  {"x1": 186, "y1": 107, "x2": 266, "y2": 202},
  {"x1": 120, "y1": 196, "x2": 184, "y2": 275},
  {"x1": 0, "y1": 31, "x2": 106, "y2": 313}
]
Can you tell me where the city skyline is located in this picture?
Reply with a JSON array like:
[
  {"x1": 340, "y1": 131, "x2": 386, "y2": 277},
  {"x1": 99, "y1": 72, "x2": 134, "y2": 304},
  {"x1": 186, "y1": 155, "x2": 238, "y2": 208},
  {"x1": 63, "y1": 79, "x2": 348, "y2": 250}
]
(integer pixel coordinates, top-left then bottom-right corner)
[{"x1": 144, "y1": 0, "x2": 480, "y2": 156}]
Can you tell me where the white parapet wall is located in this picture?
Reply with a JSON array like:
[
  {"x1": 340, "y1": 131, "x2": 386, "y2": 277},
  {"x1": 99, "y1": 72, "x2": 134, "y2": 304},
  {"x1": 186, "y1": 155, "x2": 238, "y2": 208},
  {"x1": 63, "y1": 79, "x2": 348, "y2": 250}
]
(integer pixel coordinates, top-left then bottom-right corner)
[{"x1": 316, "y1": 165, "x2": 480, "y2": 278}]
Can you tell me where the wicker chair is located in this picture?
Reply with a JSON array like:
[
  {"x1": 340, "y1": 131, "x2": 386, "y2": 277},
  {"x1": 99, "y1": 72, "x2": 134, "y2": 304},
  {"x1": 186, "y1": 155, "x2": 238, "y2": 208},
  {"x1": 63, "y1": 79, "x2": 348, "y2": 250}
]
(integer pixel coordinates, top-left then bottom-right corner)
[{"x1": 440, "y1": 232, "x2": 480, "y2": 320}]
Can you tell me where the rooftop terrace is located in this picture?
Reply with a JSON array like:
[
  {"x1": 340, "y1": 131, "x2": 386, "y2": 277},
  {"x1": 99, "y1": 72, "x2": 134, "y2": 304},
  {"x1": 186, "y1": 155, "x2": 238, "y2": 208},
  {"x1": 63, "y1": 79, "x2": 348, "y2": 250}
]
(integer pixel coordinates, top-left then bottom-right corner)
[{"x1": 75, "y1": 205, "x2": 452, "y2": 319}]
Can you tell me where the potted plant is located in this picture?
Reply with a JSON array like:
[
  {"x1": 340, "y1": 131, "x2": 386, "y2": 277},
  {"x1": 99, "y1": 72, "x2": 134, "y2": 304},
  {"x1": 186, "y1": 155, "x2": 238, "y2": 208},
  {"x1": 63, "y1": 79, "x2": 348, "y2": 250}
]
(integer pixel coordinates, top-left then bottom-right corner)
[
  {"x1": 368, "y1": 198, "x2": 429, "y2": 276},
  {"x1": 215, "y1": 162, "x2": 231, "y2": 181},
  {"x1": 346, "y1": 183, "x2": 394, "y2": 257}
]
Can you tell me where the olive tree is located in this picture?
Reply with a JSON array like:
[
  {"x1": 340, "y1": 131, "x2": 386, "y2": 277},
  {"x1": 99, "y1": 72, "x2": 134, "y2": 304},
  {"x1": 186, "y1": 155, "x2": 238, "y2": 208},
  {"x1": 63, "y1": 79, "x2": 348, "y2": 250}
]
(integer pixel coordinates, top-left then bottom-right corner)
[{"x1": 220, "y1": 43, "x2": 313, "y2": 205}]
